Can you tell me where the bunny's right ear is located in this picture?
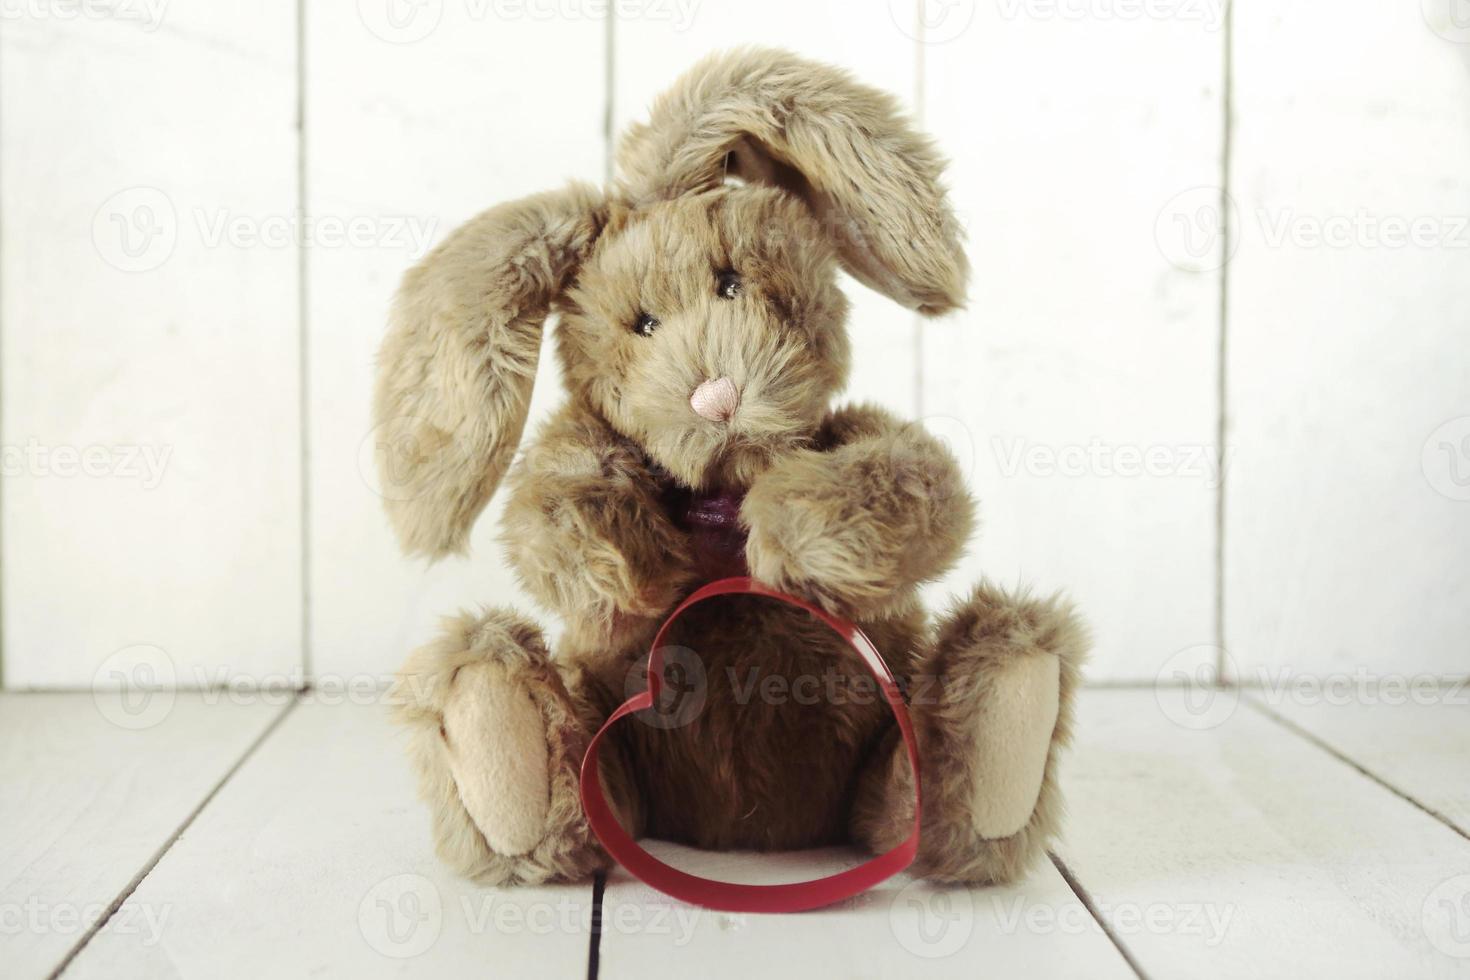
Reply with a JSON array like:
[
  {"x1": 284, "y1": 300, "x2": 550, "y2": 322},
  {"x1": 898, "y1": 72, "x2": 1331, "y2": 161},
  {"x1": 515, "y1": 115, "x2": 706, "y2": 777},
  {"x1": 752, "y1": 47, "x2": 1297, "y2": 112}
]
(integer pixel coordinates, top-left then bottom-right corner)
[
  {"x1": 373, "y1": 183, "x2": 606, "y2": 559},
  {"x1": 616, "y1": 48, "x2": 967, "y2": 315}
]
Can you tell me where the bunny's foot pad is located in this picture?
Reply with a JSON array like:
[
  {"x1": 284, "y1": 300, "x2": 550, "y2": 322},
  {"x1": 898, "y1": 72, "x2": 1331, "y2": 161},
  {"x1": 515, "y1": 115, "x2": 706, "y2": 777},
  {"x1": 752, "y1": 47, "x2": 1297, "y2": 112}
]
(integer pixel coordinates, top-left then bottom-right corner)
[
  {"x1": 391, "y1": 609, "x2": 602, "y2": 884},
  {"x1": 442, "y1": 660, "x2": 553, "y2": 855}
]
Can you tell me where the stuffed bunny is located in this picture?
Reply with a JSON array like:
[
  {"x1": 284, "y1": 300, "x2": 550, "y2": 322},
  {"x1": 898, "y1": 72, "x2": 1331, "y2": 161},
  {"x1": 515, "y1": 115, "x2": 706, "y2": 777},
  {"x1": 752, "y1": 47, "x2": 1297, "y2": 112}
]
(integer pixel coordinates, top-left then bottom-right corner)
[{"x1": 379, "y1": 48, "x2": 1087, "y2": 888}]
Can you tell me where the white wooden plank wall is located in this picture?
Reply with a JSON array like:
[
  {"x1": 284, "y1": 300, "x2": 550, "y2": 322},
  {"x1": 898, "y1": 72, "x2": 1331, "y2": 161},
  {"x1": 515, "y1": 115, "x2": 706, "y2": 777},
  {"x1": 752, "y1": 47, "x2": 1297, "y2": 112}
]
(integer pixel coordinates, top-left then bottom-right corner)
[
  {"x1": 1224, "y1": 0, "x2": 1470, "y2": 679},
  {"x1": 0, "y1": 3, "x2": 302, "y2": 687},
  {"x1": 1, "y1": 0, "x2": 1467, "y2": 686},
  {"x1": 921, "y1": 0, "x2": 1225, "y2": 679},
  {"x1": 303, "y1": 2, "x2": 604, "y2": 682}
]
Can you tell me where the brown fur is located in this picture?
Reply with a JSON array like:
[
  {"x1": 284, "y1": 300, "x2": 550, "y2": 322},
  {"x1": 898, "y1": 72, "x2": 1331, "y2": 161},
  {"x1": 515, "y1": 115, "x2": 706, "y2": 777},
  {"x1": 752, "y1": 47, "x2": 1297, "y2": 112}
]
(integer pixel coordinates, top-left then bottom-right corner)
[{"x1": 379, "y1": 48, "x2": 1088, "y2": 887}]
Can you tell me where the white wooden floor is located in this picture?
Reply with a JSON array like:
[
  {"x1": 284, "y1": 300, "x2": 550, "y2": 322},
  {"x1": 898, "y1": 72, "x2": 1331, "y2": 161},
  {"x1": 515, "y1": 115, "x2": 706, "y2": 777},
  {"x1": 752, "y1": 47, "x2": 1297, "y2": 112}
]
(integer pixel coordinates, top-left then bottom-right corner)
[{"x1": 2, "y1": 688, "x2": 1468, "y2": 979}]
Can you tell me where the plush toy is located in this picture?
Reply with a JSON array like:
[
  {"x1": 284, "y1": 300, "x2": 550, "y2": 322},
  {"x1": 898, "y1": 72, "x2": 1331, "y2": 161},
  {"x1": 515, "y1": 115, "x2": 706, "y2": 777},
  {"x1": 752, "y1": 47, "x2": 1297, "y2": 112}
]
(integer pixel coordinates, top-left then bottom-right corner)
[{"x1": 379, "y1": 47, "x2": 1087, "y2": 892}]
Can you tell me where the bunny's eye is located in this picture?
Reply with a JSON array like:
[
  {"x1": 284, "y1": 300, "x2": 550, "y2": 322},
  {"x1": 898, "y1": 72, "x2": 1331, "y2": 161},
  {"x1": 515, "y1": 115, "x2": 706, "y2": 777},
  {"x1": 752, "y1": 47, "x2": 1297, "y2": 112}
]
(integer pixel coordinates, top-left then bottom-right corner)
[
  {"x1": 716, "y1": 270, "x2": 743, "y2": 299},
  {"x1": 632, "y1": 312, "x2": 660, "y2": 337}
]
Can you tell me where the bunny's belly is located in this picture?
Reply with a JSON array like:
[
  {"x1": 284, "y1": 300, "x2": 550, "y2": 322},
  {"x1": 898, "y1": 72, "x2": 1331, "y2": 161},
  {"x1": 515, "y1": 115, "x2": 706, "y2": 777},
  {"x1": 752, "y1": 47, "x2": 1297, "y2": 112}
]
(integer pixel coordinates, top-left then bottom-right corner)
[{"x1": 616, "y1": 595, "x2": 920, "y2": 850}]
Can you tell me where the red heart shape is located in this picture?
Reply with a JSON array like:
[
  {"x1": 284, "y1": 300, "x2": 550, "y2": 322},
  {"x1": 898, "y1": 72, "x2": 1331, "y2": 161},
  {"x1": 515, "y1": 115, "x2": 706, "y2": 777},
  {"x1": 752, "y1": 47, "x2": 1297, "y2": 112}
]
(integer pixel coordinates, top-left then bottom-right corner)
[{"x1": 578, "y1": 576, "x2": 923, "y2": 913}]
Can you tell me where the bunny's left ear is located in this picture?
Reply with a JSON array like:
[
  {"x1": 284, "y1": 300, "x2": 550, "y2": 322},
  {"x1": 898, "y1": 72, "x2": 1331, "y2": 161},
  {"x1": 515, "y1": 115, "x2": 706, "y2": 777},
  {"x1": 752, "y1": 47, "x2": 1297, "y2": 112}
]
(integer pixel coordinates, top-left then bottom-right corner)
[
  {"x1": 373, "y1": 183, "x2": 606, "y2": 559},
  {"x1": 616, "y1": 47, "x2": 968, "y2": 315}
]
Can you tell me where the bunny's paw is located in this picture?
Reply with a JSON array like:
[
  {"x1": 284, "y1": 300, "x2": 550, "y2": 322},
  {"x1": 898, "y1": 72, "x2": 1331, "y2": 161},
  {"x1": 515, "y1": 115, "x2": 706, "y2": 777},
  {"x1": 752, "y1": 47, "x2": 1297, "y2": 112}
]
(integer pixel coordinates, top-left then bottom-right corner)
[{"x1": 742, "y1": 432, "x2": 972, "y2": 618}]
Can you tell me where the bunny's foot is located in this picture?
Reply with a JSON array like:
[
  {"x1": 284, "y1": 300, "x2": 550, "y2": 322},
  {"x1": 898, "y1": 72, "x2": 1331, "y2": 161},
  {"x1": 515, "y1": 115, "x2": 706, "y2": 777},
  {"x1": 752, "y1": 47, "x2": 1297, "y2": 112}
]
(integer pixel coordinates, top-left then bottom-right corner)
[
  {"x1": 851, "y1": 583, "x2": 1087, "y2": 883},
  {"x1": 391, "y1": 609, "x2": 605, "y2": 884}
]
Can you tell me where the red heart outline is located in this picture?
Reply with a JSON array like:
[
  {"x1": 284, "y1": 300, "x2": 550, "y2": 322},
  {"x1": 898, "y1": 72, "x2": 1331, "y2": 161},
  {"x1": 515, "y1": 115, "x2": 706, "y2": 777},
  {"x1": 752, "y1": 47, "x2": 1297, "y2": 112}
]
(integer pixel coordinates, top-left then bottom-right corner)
[{"x1": 578, "y1": 576, "x2": 923, "y2": 913}]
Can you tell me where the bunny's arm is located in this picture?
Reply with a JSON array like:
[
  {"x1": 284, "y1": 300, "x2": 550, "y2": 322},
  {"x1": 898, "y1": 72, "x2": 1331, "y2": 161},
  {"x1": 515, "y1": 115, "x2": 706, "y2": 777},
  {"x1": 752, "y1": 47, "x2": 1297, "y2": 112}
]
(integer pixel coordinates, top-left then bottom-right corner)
[
  {"x1": 741, "y1": 403, "x2": 976, "y2": 619},
  {"x1": 500, "y1": 406, "x2": 695, "y2": 642}
]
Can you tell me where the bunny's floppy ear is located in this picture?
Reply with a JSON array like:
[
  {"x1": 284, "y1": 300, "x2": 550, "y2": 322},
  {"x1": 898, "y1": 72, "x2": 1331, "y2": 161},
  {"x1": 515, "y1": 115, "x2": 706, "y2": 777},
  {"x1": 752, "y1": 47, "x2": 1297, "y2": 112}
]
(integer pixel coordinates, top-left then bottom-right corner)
[
  {"x1": 616, "y1": 47, "x2": 968, "y2": 315},
  {"x1": 374, "y1": 183, "x2": 605, "y2": 558}
]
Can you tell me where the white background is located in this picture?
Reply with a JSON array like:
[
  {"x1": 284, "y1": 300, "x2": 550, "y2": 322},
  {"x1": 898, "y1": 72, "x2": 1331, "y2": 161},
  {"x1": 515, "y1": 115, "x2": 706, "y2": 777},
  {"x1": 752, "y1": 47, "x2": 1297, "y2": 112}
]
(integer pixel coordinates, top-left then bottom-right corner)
[{"x1": 1, "y1": 0, "x2": 1467, "y2": 689}]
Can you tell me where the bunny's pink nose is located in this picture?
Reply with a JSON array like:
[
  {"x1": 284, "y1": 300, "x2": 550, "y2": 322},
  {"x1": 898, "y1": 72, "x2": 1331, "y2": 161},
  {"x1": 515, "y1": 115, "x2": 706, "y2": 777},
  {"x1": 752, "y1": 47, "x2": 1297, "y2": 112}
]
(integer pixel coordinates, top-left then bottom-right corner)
[{"x1": 690, "y1": 376, "x2": 740, "y2": 422}]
